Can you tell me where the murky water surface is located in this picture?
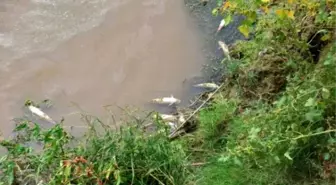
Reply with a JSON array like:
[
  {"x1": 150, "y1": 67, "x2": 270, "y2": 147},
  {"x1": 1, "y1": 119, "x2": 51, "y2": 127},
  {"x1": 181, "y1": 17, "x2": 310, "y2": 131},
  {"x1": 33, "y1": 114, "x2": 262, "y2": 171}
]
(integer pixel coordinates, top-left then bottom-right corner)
[{"x1": 0, "y1": 0, "x2": 205, "y2": 137}]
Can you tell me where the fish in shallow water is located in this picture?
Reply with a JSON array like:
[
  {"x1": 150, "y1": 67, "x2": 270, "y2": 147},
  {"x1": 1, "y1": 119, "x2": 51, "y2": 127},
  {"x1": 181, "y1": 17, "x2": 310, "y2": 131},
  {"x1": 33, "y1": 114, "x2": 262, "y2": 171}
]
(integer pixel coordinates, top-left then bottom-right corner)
[
  {"x1": 193, "y1": 83, "x2": 219, "y2": 90},
  {"x1": 216, "y1": 19, "x2": 226, "y2": 33},
  {"x1": 151, "y1": 95, "x2": 181, "y2": 106},
  {"x1": 152, "y1": 114, "x2": 177, "y2": 122},
  {"x1": 178, "y1": 113, "x2": 186, "y2": 124},
  {"x1": 167, "y1": 122, "x2": 177, "y2": 130},
  {"x1": 28, "y1": 105, "x2": 56, "y2": 124},
  {"x1": 218, "y1": 40, "x2": 231, "y2": 60}
]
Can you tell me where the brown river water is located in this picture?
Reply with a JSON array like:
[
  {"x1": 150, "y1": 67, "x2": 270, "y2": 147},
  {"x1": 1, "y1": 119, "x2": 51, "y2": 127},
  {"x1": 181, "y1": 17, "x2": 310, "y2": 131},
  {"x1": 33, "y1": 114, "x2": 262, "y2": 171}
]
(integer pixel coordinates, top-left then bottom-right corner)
[{"x1": 0, "y1": 0, "x2": 206, "y2": 137}]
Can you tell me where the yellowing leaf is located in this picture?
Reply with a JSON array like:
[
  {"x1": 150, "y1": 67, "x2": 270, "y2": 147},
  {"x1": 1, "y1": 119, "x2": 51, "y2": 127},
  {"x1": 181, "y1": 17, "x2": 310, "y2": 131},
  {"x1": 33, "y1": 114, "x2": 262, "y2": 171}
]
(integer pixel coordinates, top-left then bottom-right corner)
[
  {"x1": 261, "y1": 6, "x2": 270, "y2": 14},
  {"x1": 288, "y1": 0, "x2": 293, "y2": 4},
  {"x1": 276, "y1": 9, "x2": 295, "y2": 20},
  {"x1": 286, "y1": 10, "x2": 295, "y2": 20},
  {"x1": 230, "y1": 1, "x2": 237, "y2": 9},
  {"x1": 321, "y1": 34, "x2": 331, "y2": 41},
  {"x1": 261, "y1": 0, "x2": 270, "y2": 2},
  {"x1": 223, "y1": 1, "x2": 231, "y2": 9},
  {"x1": 275, "y1": 9, "x2": 286, "y2": 19},
  {"x1": 238, "y1": 25, "x2": 250, "y2": 38}
]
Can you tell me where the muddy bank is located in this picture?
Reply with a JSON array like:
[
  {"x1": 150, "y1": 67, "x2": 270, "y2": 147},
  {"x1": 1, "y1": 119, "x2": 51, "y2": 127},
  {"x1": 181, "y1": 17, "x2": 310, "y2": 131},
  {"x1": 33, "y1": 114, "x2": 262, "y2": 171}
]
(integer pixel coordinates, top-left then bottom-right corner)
[{"x1": 184, "y1": 0, "x2": 245, "y2": 81}]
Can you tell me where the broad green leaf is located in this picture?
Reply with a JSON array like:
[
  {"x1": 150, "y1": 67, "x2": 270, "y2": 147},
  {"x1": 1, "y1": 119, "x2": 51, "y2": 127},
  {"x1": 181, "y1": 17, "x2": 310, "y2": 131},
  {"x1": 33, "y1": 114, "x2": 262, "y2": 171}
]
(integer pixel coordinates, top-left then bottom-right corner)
[
  {"x1": 233, "y1": 156, "x2": 243, "y2": 166},
  {"x1": 217, "y1": 0, "x2": 223, "y2": 7},
  {"x1": 328, "y1": 138, "x2": 336, "y2": 144},
  {"x1": 315, "y1": 127, "x2": 324, "y2": 132},
  {"x1": 305, "y1": 110, "x2": 322, "y2": 122},
  {"x1": 247, "y1": 11, "x2": 257, "y2": 23},
  {"x1": 321, "y1": 88, "x2": 330, "y2": 99},
  {"x1": 64, "y1": 166, "x2": 71, "y2": 179},
  {"x1": 321, "y1": 33, "x2": 331, "y2": 41},
  {"x1": 323, "y1": 57, "x2": 332, "y2": 65},
  {"x1": 224, "y1": 14, "x2": 233, "y2": 26},
  {"x1": 218, "y1": 155, "x2": 230, "y2": 162},
  {"x1": 274, "y1": 96, "x2": 287, "y2": 107},
  {"x1": 304, "y1": 98, "x2": 316, "y2": 107},
  {"x1": 212, "y1": 9, "x2": 219, "y2": 16},
  {"x1": 249, "y1": 127, "x2": 261, "y2": 139},
  {"x1": 238, "y1": 24, "x2": 250, "y2": 38},
  {"x1": 274, "y1": 156, "x2": 281, "y2": 164}
]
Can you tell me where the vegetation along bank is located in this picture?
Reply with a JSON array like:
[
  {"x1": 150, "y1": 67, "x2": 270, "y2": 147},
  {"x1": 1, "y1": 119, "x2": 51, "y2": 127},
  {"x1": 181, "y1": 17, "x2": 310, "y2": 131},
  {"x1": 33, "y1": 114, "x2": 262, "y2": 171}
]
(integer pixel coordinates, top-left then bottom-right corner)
[{"x1": 1, "y1": 0, "x2": 335, "y2": 184}]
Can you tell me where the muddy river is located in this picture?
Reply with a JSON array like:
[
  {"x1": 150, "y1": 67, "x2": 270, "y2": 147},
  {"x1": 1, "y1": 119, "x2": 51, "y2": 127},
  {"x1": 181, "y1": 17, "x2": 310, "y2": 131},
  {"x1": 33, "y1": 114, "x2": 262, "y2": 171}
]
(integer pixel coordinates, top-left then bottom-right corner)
[{"x1": 0, "y1": 0, "x2": 206, "y2": 137}]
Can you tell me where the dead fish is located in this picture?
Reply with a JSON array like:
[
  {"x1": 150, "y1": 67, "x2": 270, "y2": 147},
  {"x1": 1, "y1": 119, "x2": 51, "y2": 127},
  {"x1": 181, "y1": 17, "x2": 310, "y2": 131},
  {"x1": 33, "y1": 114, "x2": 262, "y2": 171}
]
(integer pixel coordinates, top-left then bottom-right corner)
[
  {"x1": 178, "y1": 114, "x2": 186, "y2": 124},
  {"x1": 216, "y1": 19, "x2": 226, "y2": 33},
  {"x1": 193, "y1": 83, "x2": 219, "y2": 90},
  {"x1": 218, "y1": 40, "x2": 231, "y2": 60},
  {"x1": 151, "y1": 95, "x2": 181, "y2": 106},
  {"x1": 153, "y1": 114, "x2": 177, "y2": 122},
  {"x1": 167, "y1": 122, "x2": 177, "y2": 130},
  {"x1": 28, "y1": 105, "x2": 56, "y2": 124}
]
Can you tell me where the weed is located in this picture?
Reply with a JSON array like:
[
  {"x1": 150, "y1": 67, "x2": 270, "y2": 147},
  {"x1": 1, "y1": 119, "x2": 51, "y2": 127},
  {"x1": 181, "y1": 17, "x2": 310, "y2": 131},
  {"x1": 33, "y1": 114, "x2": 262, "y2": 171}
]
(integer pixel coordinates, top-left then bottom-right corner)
[
  {"x1": 191, "y1": 0, "x2": 336, "y2": 184},
  {"x1": 0, "y1": 118, "x2": 190, "y2": 185}
]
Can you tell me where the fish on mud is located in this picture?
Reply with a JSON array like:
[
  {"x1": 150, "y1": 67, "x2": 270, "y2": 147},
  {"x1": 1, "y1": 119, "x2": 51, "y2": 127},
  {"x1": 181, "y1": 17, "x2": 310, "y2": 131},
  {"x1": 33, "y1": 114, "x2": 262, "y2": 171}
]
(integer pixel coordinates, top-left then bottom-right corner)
[
  {"x1": 218, "y1": 40, "x2": 231, "y2": 60},
  {"x1": 152, "y1": 114, "x2": 177, "y2": 122},
  {"x1": 193, "y1": 83, "x2": 219, "y2": 90},
  {"x1": 151, "y1": 95, "x2": 181, "y2": 106}
]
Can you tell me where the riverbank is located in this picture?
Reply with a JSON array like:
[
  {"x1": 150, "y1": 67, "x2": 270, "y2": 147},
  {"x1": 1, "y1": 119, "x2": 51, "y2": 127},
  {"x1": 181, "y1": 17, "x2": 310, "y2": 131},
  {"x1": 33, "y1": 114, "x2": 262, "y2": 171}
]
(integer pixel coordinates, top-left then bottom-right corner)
[{"x1": 1, "y1": 0, "x2": 336, "y2": 184}]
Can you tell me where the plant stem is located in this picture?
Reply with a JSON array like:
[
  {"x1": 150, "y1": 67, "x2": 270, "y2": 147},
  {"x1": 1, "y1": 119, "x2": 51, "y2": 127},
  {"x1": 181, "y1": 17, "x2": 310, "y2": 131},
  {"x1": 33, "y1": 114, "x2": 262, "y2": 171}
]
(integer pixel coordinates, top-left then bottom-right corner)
[{"x1": 278, "y1": 129, "x2": 336, "y2": 143}]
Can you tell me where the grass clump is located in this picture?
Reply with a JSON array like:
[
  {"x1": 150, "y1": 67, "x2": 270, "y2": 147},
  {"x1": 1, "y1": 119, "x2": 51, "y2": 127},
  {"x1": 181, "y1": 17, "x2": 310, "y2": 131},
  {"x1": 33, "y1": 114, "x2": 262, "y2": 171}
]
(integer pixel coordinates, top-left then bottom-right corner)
[
  {"x1": 0, "y1": 118, "x2": 190, "y2": 185},
  {"x1": 191, "y1": 0, "x2": 336, "y2": 184}
]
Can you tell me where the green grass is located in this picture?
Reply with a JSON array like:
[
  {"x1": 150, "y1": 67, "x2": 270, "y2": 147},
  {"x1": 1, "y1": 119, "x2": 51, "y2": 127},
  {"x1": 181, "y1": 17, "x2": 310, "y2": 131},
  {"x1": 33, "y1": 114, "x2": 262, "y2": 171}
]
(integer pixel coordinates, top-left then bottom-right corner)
[
  {"x1": 1, "y1": 0, "x2": 336, "y2": 184},
  {"x1": 0, "y1": 118, "x2": 190, "y2": 185},
  {"x1": 192, "y1": 0, "x2": 336, "y2": 184}
]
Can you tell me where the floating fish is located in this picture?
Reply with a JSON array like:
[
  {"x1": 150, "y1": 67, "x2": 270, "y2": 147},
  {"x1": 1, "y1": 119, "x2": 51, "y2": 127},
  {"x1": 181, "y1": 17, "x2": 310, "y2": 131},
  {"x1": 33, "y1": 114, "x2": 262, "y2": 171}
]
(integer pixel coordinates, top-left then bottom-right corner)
[
  {"x1": 28, "y1": 105, "x2": 56, "y2": 124},
  {"x1": 216, "y1": 19, "x2": 226, "y2": 33},
  {"x1": 218, "y1": 40, "x2": 231, "y2": 60},
  {"x1": 153, "y1": 114, "x2": 177, "y2": 122},
  {"x1": 193, "y1": 83, "x2": 219, "y2": 90},
  {"x1": 151, "y1": 95, "x2": 181, "y2": 106}
]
